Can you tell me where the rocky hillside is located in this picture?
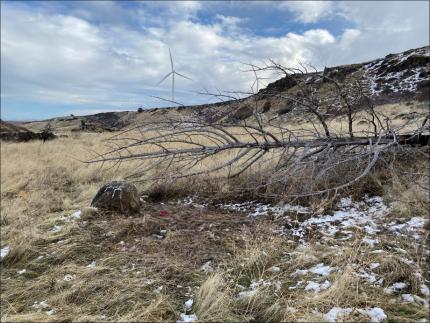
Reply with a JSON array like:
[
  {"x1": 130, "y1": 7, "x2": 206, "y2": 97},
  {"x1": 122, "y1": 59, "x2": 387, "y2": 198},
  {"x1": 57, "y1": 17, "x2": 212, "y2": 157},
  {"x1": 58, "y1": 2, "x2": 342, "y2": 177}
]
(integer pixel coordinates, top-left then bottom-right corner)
[{"x1": 19, "y1": 46, "x2": 429, "y2": 133}]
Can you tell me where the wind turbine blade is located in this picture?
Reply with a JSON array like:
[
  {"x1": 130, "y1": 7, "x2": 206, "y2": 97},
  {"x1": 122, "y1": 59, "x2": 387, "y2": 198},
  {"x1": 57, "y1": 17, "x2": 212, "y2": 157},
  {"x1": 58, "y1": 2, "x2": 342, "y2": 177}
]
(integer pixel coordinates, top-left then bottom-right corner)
[
  {"x1": 156, "y1": 72, "x2": 172, "y2": 86},
  {"x1": 174, "y1": 71, "x2": 192, "y2": 81},
  {"x1": 169, "y1": 48, "x2": 174, "y2": 71}
]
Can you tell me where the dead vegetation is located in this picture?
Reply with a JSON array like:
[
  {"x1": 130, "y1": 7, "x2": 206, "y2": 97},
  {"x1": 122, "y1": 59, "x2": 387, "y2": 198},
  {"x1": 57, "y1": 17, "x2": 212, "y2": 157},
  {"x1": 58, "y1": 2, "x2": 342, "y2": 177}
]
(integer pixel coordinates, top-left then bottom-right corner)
[
  {"x1": 87, "y1": 60, "x2": 429, "y2": 202},
  {"x1": 1, "y1": 127, "x2": 429, "y2": 322},
  {"x1": 0, "y1": 54, "x2": 429, "y2": 322}
]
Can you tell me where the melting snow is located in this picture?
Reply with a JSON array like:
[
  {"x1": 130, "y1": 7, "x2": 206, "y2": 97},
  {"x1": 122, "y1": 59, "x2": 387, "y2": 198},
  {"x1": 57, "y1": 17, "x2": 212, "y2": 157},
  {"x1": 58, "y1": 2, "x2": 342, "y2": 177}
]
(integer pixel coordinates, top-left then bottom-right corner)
[
  {"x1": 87, "y1": 261, "x2": 96, "y2": 268},
  {"x1": 420, "y1": 284, "x2": 429, "y2": 297},
  {"x1": 32, "y1": 300, "x2": 49, "y2": 311},
  {"x1": 363, "y1": 47, "x2": 429, "y2": 96},
  {"x1": 289, "y1": 195, "x2": 389, "y2": 241},
  {"x1": 218, "y1": 200, "x2": 309, "y2": 218},
  {"x1": 64, "y1": 210, "x2": 82, "y2": 223},
  {"x1": 358, "y1": 307, "x2": 387, "y2": 323},
  {"x1": 178, "y1": 313, "x2": 198, "y2": 322},
  {"x1": 324, "y1": 307, "x2": 353, "y2": 322},
  {"x1": 401, "y1": 294, "x2": 414, "y2": 302},
  {"x1": 362, "y1": 237, "x2": 379, "y2": 247},
  {"x1": 358, "y1": 269, "x2": 382, "y2": 285},
  {"x1": 46, "y1": 309, "x2": 56, "y2": 316},
  {"x1": 309, "y1": 263, "x2": 334, "y2": 276},
  {"x1": 238, "y1": 290, "x2": 256, "y2": 298},
  {"x1": 388, "y1": 217, "x2": 427, "y2": 235},
  {"x1": 238, "y1": 279, "x2": 272, "y2": 297},
  {"x1": 177, "y1": 196, "x2": 208, "y2": 209},
  {"x1": 291, "y1": 269, "x2": 308, "y2": 276},
  {"x1": 288, "y1": 280, "x2": 304, "y2": 290},
  {"x1": 1, "y1": 245, "x2": 10, "y2": 259},
  {"x1": 269, "y1": 266, "x2": 281, "y2": 273},
  {"x1": 184, "y1": 299, "x2": 193, "y2": 310},
  {"x1": 201, "y1": 261, "x2": 213, "y2": 274},
  {"x1": 51, "y1": 225, "x2": 62, "y2": 233},
  {"x1": 304, "y1": 280, "x2": 330, "y2": 292},
  {"x1": 384, "y1": 282, "x2": 407, "y2": 294}
]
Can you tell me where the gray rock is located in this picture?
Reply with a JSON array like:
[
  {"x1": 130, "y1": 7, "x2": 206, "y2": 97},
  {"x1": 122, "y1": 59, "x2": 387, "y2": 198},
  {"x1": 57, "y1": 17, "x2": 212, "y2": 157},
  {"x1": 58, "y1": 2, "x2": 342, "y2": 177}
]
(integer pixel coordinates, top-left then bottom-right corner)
[{"x1": 91, "y1": 181, "x2": 141, "y2": 213}]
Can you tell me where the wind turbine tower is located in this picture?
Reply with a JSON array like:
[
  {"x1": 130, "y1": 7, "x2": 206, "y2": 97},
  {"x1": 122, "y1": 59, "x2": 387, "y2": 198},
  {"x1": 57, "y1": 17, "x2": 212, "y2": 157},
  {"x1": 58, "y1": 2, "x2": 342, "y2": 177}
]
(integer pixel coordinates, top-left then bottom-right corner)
[{"x1": 156, "y1": 48, "x2": 192, "y2": 102}]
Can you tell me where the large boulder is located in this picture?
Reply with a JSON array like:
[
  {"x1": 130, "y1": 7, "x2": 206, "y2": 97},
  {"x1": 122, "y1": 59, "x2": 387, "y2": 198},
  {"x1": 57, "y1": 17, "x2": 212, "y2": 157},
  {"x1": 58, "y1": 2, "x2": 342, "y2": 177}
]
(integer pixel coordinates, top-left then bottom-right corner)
[{"x1": 91, "y1": 181, "x2": 141, "y2": 213}]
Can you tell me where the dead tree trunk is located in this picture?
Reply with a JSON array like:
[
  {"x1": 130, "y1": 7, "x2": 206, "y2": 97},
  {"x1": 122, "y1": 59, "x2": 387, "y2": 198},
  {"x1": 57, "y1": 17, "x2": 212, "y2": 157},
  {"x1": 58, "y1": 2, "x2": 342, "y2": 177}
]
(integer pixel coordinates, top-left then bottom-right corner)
[{"x1": 87, "y1": 60, "x2": 429, "y2": 197}]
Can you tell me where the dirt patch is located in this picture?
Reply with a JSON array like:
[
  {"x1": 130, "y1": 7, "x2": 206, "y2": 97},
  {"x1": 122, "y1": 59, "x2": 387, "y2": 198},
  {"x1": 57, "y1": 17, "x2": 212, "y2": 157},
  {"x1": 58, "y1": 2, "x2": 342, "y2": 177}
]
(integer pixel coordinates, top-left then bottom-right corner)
[{"x1": 83, "y1": 202, "x2": 259, "y2": 270}]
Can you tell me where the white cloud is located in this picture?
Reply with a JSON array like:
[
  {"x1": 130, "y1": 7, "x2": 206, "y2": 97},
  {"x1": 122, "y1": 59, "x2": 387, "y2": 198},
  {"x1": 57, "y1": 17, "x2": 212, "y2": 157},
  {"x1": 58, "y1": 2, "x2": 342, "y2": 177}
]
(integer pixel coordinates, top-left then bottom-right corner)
[
  {"x1": 1, "y1": 1, "x2": 428, "y2": 118},
  {"x1": 330, "y1": 1, "x2": 429, "y2": 64},
  {"x1": 339, "y1": 29, "x2": 361, "y2": 49},
  {"x1": 1, "y1": 4, "x2": 341, "y2": 108},
  {"x1": 281, "y1": 1, "x2": 333, "y2": 23}
]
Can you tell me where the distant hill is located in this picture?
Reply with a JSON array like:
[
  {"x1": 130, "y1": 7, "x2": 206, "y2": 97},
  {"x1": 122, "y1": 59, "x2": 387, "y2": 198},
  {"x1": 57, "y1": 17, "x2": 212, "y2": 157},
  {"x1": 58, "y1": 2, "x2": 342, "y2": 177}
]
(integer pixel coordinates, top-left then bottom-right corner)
[
  {"x1": 0, "y1": 119, "x2": 41, "y2": 141},
  {"x1": 19, "y1": 46, "x2": 429, "y2": 133},
  {"x1": 1, "y1": 119, "x2": 57, "y2": 142}
]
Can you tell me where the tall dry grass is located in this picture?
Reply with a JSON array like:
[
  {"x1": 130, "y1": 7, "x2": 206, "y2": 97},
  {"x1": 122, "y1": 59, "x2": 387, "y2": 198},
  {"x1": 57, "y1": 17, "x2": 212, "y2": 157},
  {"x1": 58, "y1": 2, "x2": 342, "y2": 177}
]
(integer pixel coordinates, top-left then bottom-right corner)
[{"x1": 1, "y1": 105, "x2": 429, "y2": 322}]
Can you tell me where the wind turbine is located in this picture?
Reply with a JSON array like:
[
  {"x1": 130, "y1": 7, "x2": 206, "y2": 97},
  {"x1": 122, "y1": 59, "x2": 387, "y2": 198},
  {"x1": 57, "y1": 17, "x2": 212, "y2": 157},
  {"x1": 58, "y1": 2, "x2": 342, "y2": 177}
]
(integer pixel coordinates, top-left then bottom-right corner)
[{"x1": 156, "y1": 48, "x2": 192, "y2": 102}]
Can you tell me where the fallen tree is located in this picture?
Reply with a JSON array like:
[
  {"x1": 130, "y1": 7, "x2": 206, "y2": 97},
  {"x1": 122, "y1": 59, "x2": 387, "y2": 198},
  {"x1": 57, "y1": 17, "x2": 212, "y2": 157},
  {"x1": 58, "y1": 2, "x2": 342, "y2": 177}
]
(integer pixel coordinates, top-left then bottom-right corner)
[{"x1": 87, "y1": 61, "x2": 429, "y2": 198}]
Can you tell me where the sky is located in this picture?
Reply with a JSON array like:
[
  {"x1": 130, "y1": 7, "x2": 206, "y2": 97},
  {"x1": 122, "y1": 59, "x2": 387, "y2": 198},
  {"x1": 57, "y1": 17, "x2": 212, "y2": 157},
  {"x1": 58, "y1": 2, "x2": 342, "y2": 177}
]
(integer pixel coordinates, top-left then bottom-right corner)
[{"x1": 1, "y1": 1, "x2": 429, "y2": 120}]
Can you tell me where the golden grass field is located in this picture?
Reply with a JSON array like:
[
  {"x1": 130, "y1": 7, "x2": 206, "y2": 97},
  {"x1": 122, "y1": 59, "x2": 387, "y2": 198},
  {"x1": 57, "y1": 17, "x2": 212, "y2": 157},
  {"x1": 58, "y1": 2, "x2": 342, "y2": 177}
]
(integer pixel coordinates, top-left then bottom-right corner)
[{"x1": 1, "y1": 102, "x2": 429, "y2": 322}]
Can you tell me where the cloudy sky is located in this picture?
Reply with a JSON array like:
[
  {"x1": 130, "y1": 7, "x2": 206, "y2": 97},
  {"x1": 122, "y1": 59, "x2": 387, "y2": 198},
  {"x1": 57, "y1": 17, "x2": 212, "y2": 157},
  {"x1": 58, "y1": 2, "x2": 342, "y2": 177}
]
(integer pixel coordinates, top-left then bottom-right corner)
[{"x1": 1, "y1": 1, "x2": 428, "y2": 120}]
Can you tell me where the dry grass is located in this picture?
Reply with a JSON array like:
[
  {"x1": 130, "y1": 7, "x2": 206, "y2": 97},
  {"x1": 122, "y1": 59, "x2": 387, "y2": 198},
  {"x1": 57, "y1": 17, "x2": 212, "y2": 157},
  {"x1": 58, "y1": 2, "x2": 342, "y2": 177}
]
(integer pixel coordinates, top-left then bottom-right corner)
[{"x1": 1, "y1": 126, "x2": 429, "y2": 322}]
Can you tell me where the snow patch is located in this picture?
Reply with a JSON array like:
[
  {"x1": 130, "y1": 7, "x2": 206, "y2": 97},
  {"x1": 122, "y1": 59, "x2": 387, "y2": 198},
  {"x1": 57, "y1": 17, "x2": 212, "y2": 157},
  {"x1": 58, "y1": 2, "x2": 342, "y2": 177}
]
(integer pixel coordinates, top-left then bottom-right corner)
[
  {"x1": 238, "y1": 279, "x2": 272, "y2": 297},
  {"x1": 358, "y1": 269, "x2": 382, "y2": 285},
  {"x1": 384, "y1": 282, "x2": 407, "y2": 294},
  {"x1": 309, "y1": 263, "x2": 334, "y2": 276},
  {"x1": 1, "y1": 245, "x2": 10, "y2": 259},
  {"x1": 304, "y1": 280, "x2": 331, "y2": 292},
  {"x1": 420, "y1": 284, "x2": 429, "y2": 297},
  {"x1": 218, "y1": 200, "x2": 309, "y2": 218},
  {"x1": 178, "y1": 313, "x2": 198, "y2": 322},
  {"x1": 324, "y1": 307, "x2": 353, "y2": 322},
  {"x1": 32, "y1": 300, "x2": 49, "y2": 311},
  {"x1": 87, "y1": 261, "x2": 96, "y2": 268},
  {"x1": 184, "y1": 298, "x2": 193, "y2": 310},
  {"x1": 64, "y1": 210, "x2": 82, "y2": 223},
  {"x1": 201, "y1": 261, "x2": 213, "y2": 274},
  {"x1": 269, "y1": 266, "x2": 281, "y2": 273},
  {"x1": 362, "y1": 237, "x2": 379, "y2": 247},
  {"x1": 51, "y1": 225, "x2": 62, "y2": 233},
  {"x1": 358, "y1": 307, "x2": 387, "y2": 323},
  {"x1": 238, "y1": 290, "x2": 256, "y2": 298},
  {"x1": 401, "y1": 294, "x2": 414, "y2": 302}
]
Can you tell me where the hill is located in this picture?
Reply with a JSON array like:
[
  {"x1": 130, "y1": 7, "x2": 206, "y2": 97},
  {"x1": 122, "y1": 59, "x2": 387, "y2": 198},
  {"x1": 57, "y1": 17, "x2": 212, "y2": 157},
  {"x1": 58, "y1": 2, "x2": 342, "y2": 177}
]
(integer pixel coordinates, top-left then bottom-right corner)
[
  {"x1": 17, "y1": 45, "x2": 429, "y2": 134},
  {"x1": 0, "y1": 119, "x2": 41, "y2": 141},
  {"x1": 1, "y1": 47, "x2": 429, "y2": 322}
]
